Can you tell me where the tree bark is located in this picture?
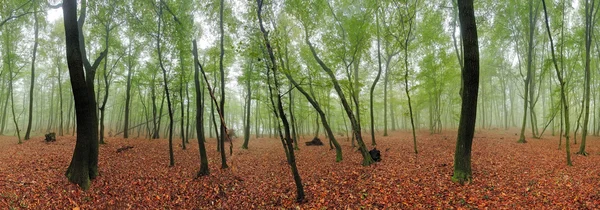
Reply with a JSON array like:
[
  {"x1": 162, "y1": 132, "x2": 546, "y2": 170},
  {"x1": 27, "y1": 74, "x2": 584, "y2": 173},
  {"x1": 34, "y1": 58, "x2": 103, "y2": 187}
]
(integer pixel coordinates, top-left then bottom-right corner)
[
  {"x1": 452, "y1": 0, "x2": 480, "y2": 184},
  {"x1": 63, "y1": 0, "x2": 99, "y2": 190},
  {"x1": 193, "y1": 40, "x2": 209, "y2": 177}
]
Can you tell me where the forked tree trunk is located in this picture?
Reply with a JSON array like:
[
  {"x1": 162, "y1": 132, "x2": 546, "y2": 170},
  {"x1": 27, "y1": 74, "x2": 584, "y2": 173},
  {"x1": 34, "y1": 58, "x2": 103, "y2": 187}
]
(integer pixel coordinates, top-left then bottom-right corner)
[{"x1": 62, "y1": 0, "x2": 100, "y2": 190}]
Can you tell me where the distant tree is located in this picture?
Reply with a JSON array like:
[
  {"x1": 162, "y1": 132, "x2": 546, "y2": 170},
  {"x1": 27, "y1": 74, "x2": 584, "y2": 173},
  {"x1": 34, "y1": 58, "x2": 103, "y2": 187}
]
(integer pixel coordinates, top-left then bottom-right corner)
[{"x1": 452, "y1": 0, "x2": 480, "y2": 184}]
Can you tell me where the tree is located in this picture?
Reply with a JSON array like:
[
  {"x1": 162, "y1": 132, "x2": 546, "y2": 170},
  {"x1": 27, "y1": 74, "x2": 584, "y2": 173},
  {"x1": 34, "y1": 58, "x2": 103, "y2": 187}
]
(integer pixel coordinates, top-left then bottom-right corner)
[
  {"x1": 62, "y1": 0, "x2": 100, "y2": 190},
  {"x1": 369, "y1": 1, "x2": 382, "y2": 146},
  {"x1": 24, "y1": 0, "x2": 39, "y2": 140},
  {"x1": 218, "y1": 0, "x2": 229, "y2": 169},
  {"x1": 156, "y1": 0, "x2": 176, "y2": 167},
  {"x1": 517, "y1": 0, "x2": 540, "y2": 143},
  {"x1": 452, "y1": 0, "x2": 480, "y2": 184},
  {"x1": 542, "y1": 0, "x2": 572, "y2": 166},
  {"x1": 256, "y1": 0, "x2": 305, "y2": 202},
  {"x1": 577, "y1": 0, "x2": 597, "y2": 156},
  {"x1": 193, "y1": 40, "x2": 209, "y2": 177}
]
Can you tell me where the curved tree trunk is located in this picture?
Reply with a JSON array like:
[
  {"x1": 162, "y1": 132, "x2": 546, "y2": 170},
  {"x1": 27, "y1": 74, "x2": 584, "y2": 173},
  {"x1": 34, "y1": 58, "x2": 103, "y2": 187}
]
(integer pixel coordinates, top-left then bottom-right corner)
[
  {"x1": 542, "y1": 0, "x2": 572, "y2": 166},
  {"x1": 283, "y1": 72, "x2": 343, "y2": 162},
  {"x1": 305, "y1": 33, "x2": 374, "y2": 166},
  {"x1": 257, "y1": 1, "x2": 305, "y2": 201},
  {"x1": 24, "y1": 2, "x2": 38, "y2": 140}
]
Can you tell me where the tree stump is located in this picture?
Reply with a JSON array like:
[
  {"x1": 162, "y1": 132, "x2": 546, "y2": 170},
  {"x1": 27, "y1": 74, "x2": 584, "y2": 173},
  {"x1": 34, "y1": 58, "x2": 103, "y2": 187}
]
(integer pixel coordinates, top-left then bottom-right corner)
[
  {"x1": 44, "y1": 133, "x2": 56, "y2": 142},
  {"x1": 116, "y1": 146, "x2": 134, "y2": 153},
  {"x1": 305, "y1": 137, "x2": 324, "y2": 146},
  {"x1": 369, "y1": 148, "x2": 381, "y2": 162}
]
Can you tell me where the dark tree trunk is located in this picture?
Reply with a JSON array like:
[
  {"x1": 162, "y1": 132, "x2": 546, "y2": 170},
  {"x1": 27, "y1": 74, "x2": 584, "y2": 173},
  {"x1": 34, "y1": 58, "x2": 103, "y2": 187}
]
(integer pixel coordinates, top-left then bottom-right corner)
[
  {"x1": 242, "y1": 66, "x2": 252, "y2": 149},
  {"x1": 452, "y1": 0, "x2": 480, "y2": 184},
  {"x1": 157, "y1": 3, "x2": 175, "y2": 167},
  {"x1": 370, "y1": 7, "x2": 382, "y2": 146},
  {"x1": 58, "y1": 58, "x2": 64, "y2": 136},
  {"x1": 124, "y1": 39, "x2": 134, "y2": 139},
  {"x1": 24, "y1": 2, "x2": 39, "y2": 140},
  {"x1": 180, "y1": 52, "x2": 187, "y2": 150},
  {"x1": 193, "y1": 40, "x2": 209, "y2": 177},
  {"x1": 62, "y1": 0, "x2": 100, "y2": 190},
  {"x1": 542, "y1": 0, "x2": 572, "y2": 165},
  {"x1": 218, "y1": 0, "x2": 228, "y2": 169}
]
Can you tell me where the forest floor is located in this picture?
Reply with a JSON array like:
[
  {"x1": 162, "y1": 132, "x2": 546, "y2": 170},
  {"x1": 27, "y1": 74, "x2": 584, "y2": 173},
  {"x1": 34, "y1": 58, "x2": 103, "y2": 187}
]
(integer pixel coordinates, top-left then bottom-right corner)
[{"x1": 1, "y1": 129, "x2": 600, "y2": 209}]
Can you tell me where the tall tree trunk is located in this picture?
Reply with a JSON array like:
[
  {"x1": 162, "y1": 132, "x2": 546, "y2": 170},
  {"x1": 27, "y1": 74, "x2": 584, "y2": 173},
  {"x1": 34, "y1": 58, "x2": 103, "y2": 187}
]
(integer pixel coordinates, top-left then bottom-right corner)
[
  {"x1": 180, "y1": 52, "x2": 187, "y2": 150},
  {"x1": 452, "y1": 0, "x2": 480, "y2": 184},
  {"x1": 403, "y1": 18, "x2": 418, "y2": 154},
  {"x1": 370, "y1": 6, "x2": 382, "y2": 146},
  {"x1": 7, "y1": 41, "x2": 22, "y2": 144},
  {"x1": 242, "y1": 68, "x2": 251, "y2": 149},
  {"x1": 58, "y1": 58, "x2": 64, "y2": 136},
  {"x1": 578, "y1": 0, "x2": 596, "y2": 156},
  {"x1": 156, "y1": 3, "x2": 175, "y2": 167},
  {"x1": 518, "y1": 0, "x2": 538, "y2": 143},
  {"x1": 99, "y1": 23, "x2": 112, "y2": 145},
  {"x1": 256, "y1": 1, "x2": 305, "y2": 201},
  {"x1": 542, "y1": 0, "x2": 572, "y2": 166},
  {"x1": 218, "y1": 0, "x2": 228, "y2": 169},
  {"x1": 63, "y1": 0, "x2": 100, "y2": 190},
  {"x1": 24, "y1": 2, "x2": 38, "y2": 140},
  {"x1": 0, "y1": 78, "x2": 9, "y2": 135},
  {"x1": 192, "y1": 40, "x2": 209, "y2": 177},
  {"x1": 123, "y1": 38, "x2": 134, "y2": 139}
]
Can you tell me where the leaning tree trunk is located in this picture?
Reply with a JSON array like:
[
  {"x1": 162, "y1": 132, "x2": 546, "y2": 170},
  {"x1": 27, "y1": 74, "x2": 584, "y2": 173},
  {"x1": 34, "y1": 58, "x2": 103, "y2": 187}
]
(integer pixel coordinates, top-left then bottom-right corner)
[
  {"x1": 305, "y1": 32, "x2": 374, "y2": 166},
  {"x1": 257, "y1": 0, "x2": 305, "y2": 202},
  {"x1": 452, "y1": 0, "x2": 480, "y2": 184},
  {"x1": 284, "y1": 72, "x2": 343, "y2": 162}
]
